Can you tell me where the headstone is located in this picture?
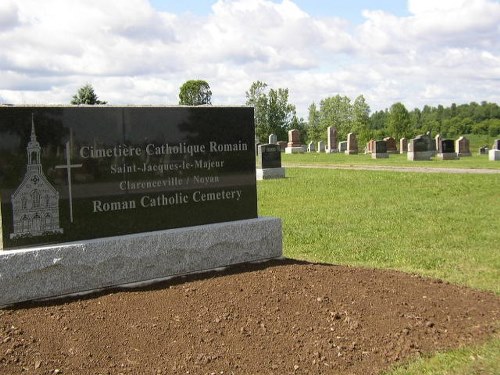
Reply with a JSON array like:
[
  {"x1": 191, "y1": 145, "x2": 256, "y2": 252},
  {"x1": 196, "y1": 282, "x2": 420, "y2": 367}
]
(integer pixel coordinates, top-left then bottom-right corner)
[
  {"x1": 307, "y1": 142, "x2": 315, "y2": 152},
  {"x1": 317, "y1": 141, "x2": 325, "y2": 153},
  {"x1": 383, "y1": 137, "x2": 397, "y2": 153},
  {"x1": 0, "y1": 105, "x2": 282, "y2": 305},
  {"x1": 435, "y1": 134, "x2": 443, "y2": 153},
  {"x1": 256, "y1": 144, "x2": 285, "y2": 180},
  {"x1": 277, "y1": 141, "x2": 287, "y2": 152},
  {"x1": 407, "y1": 135, "x2": 433, "y2": 161},
  {"x1": 456, "y1": 136, "x2": 471, "y2": 157},
  {"x1": 489, "y1": 139, "x2": 500, "y2": 161},
  {"x1": 437, "y1": 139, "x2": 458, "y2": 160},
  {"x1": 326, "y1": 126, "x2": 338, "y2": 153},
  {"x1": 400, "y1": 138, "x2": 408, "y2": 154},
  {"x1": 365, "y1": 139, "x2": 375, "y2": 154},
  {"x1": 371, "y1": 141, "x2": 389, "y2": 159},
  {"x1": 268, "y1": 134, "x2": 277, "y2": 144},
  {"x1": 285, "y1": 129, "x2": 304, "y2": 154},
  {"x1": 345, "y1": 133, "x2": 358, "y2": 155},
  {"x1": 478, "y1": 146, "x2": 488, "y2": 155},
  {"x1": 338, "y1": 141, "x2": 347, "y2": 153}
]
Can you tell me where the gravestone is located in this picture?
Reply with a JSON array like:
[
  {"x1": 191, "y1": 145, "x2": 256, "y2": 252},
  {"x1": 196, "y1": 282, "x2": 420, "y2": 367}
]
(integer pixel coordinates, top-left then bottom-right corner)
[
  {"x1": 478, "y1": 146, "x2": 488, "y2": 155},
  {"x1": 285, "y1": 129, "x2": 304, "y2": 154},
  {"x1": 456, "y1": 136, "x2": 471, "y2": 157},
  {"x1": 400, "y1": 138, "x2": 408, "y2": 154},
  {"x1": 365, "y1": 139, "x2": 375, "y2": 154},
  {"x1": 489, "y1": 139, "x2": 500, "y2": 161},
  {"x1": 268, "y1": 134, "x2": 277, "y2": 144},
  {"x1": 383, "y1": 137, "x2": 397, "y2": 153},
  {"x1": 326, "y1": 126, "x2": 338, "y2": 153},
  {"x1": 345, "y1": 133, "x2": 358, "y2": 155},
  {"x1": 437, "y1": 139, "x2": 458, "y2": 160},
  {"x1": 317, "y1": 141, "x2": 325, "y2": 153},
  {"x1": 0, "y1": 106, "x2": 282, "y2": 306},
  {"x1": 435, "y1": 134, "x2": 443, "y2": 154},
  {"x1": 307, "y1": 142, "x2": 315, "y2": 152},
  {"x1": 256, "y1": 144, "x2": 285, "y2": 180},
  {"x1": 277, "y1": 141, "x2": 287, "y2": 152},
  {"x1": 338, "y1": 141, "x2": 347, "y2": 153},
  {"x1": 371, "y1": 141, "x2": 389, "y2": 159},
  {"x1": 407, "y1": 135, "x2": 434, "y2": 161}
]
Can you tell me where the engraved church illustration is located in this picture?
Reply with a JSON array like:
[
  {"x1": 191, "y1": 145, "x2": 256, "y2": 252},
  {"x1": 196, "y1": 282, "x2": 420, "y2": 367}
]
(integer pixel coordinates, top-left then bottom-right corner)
[{"x1": 10, "y1": 117, "x2": 63, "y2": 239}]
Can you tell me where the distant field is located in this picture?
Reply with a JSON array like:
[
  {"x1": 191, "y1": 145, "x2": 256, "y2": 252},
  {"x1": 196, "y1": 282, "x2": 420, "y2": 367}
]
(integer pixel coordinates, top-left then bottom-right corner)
[{"x1": 257, "y1": 167, "x2": 500, "y2": 374}]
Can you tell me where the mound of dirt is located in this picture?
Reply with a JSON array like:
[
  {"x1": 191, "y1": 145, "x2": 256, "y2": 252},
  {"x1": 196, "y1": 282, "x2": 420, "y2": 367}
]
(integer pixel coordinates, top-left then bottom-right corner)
[{"x1": 1, "y1": 259, "x2": 498, "y2": 375}]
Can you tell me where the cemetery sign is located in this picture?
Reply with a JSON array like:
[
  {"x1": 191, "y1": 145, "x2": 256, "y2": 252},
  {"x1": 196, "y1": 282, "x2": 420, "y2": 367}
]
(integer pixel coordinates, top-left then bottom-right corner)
[{"x1": 0, "y1": 106, "x2": 257, "y2": 250}]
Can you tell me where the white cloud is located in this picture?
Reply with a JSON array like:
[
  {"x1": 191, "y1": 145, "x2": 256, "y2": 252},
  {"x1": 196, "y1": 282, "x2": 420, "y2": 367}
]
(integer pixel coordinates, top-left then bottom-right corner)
[{"x1": 0, "y1": 0, "x2": 499, "y2": 118}]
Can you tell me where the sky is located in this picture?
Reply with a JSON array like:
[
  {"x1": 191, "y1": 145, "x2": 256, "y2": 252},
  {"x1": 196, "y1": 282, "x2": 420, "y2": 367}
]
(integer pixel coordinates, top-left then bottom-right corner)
[{"x1": 1, "y1": 0, "x2": 499, "y2": 119}]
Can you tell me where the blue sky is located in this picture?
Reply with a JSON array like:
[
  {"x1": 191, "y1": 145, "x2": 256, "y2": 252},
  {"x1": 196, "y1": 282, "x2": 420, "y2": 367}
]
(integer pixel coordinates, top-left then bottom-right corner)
[
  {"x1": 150, "y1": 0, "x2": 410, "y2": 22},
  {"x1": 0, "y1": 0, "x2": 499, "y2": 118}
]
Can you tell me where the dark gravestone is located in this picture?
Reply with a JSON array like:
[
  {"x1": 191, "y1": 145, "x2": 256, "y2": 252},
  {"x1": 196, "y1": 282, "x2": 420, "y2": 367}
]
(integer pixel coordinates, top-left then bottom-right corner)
[
  {"x1": 413, "y1": 137, "x2": 428, "y2": 152},
  {"x1": 0, "y1": 106, "x2": 257, "y2": 250},
  {"x1": 493, "y1": 139, "x2": 500, "y2": 150},
  {"x1": 375, "y1": 141, "x2": 387, "y2": 154},
  {"x1": 257, "y1": 144, "x2": 281, "y2": 169},
  {"x1": 441, "y1": 139, "x2": 455, "y2": 153}
]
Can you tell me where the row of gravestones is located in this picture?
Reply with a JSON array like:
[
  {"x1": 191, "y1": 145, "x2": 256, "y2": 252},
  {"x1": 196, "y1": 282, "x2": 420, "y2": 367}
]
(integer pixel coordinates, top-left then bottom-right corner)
[{"x1": 261, "y1": 129, "x2": 500, "y2": 162}]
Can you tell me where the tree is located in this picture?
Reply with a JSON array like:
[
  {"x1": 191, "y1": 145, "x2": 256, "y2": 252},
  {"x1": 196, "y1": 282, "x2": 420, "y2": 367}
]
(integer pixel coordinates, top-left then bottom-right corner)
[
  {"x1": 306, "y1": 103, "x2": 321, "y2": 142},
  {"x1": 351, "y1": 95, "x2": 371, "y2": 145},
  {"x1": 178, "y1": 80, "x2": 212, "y2": 105},
  {"x1": 71, "y1": 84, "x2": 107, "y2": 105},
  {"x1": 245, "y1": 81, "x2": 297, "y2": 142},
  {"x1": 387, "y1": 102, "x2": 411, "y2": 140},
  {"x1": 317, "y1": 95, "x2": 352, "y2": 141}
]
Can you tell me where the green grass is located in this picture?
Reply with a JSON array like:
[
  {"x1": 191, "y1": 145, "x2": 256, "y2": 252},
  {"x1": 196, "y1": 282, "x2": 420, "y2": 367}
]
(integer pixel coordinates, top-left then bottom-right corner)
[
  {"x1": 257, "y1": 167, "x2": 500, "y2": 374},
  {"x1": 282, "y1": 151, "x2": 500, "y2": 169}
]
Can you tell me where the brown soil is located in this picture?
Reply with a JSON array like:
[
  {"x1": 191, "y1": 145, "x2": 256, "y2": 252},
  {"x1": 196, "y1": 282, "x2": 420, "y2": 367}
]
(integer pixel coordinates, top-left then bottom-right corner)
[{"x1": 1, "y1": 259, "x2": 498, "y2": 375}]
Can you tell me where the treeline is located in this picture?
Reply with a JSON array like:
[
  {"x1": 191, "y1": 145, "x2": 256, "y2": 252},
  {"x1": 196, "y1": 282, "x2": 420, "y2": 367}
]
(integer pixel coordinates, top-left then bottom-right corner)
[
  {"x1": 70, "y1": 83, "x2": 500, "y2": 145},
  {"x1": 306, "y1": 97, "x2": 500, "y2": 146}
]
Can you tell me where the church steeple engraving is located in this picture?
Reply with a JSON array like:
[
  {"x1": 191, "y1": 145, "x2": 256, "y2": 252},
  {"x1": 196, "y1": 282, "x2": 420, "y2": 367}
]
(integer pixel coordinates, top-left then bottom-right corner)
[{"x1": 10, "y1": 115, "x2": 63, "y2": 239}]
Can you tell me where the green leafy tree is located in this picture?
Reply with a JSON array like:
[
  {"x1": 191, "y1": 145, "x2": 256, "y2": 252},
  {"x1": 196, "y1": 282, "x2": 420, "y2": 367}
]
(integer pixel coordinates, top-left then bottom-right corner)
[
  {"x1": 317, "y1": 95, "x2": 352, "y2": 141},
  {"x1": 306, "y1": 102, "x2": 322, "y2": 142},
  {"x1": 388, "y1": 102, "x2": 411, "y2": 140},
  {"x1": 351, "y1": 95, "x2": 371, "y2": 145},
  {"x1": 245, "y1": 81, "x2": 297, "y2": 142},
  {"x1": 178, "y1": 80, "x2": 212, "y2": 105},
  {"x1": 71, "y1": 84, "x2": 107, "y2": 105}
]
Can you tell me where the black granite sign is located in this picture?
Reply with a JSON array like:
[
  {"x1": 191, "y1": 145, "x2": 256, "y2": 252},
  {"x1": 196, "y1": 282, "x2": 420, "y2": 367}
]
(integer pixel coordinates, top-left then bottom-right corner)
[
  {"x1": 493, "y1": 139, "x2": 500, "y2": 150},
  {"x1": 0, "y1": 106, "x2": 257, "y2": 249},
  {"x1": 257, "y1": 144, "x2": 281, "y2": 169}
]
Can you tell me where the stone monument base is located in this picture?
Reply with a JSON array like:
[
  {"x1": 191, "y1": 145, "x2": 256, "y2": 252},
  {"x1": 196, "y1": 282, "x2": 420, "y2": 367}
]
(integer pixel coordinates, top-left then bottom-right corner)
[
  {"x1": 344, "y1": 150, "x2": 358, "y2": 155},
  {"x1": 489, "y1": 149, "x2": 500, "y2": 161},
  {"x1": 371, "y1": 153, "x2": 389, "y2": 159},
  {"x1": 407, "y1": 151, "x2": 434, "y2": 161},
  {"x1": 285, "y1": 146, "x2": 304, "y2": 154},
  {"x1": 437, "y1": 153, "x2": 458, "y2": 160},
  {"x1": 0, "y1": 217, "x2": 282, "y2": 307},
  {"x1": 256, "y1": 168, "x2": 286, "y2": 180},
  {"x1": 457, "y1": 152, "x2": 472, "y2": 157},
  {"x1": 325, "y1": 148, "x2": 337, "y2": 153}
]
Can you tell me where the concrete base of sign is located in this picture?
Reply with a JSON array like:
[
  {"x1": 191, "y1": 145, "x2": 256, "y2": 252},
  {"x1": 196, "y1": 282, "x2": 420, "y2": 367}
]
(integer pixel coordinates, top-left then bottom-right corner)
[
  {"x1": 0, "y1": 217, "x2": 282, "y2": 307},
  {"x1": 407, "y1": 151, "x2": 434, "y2": 161},
  {"x1": 371, "y1": 153, "x2": 389, "y2": 159},
  {"x1": 437, "y1": 153, "x2": 458, "y2": 160},
  {"x1": 256, "y1": 168, "x2": 286, "y2": 180},
  {"x1": 285, "y1": 146, "x2": 304, "y2": 154},
  {"x1": 489, "y1": 149, "x2": 500, "y2": 161}
]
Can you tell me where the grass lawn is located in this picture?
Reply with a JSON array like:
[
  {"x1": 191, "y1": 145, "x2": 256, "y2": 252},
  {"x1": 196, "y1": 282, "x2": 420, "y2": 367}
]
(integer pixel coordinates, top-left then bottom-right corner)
[
  {"x1": 257, "y1": 166, "x2": 500, "y2": 374},
  {"x1": 282, "y1": 151, "x2": 500, "y2": 170}
]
